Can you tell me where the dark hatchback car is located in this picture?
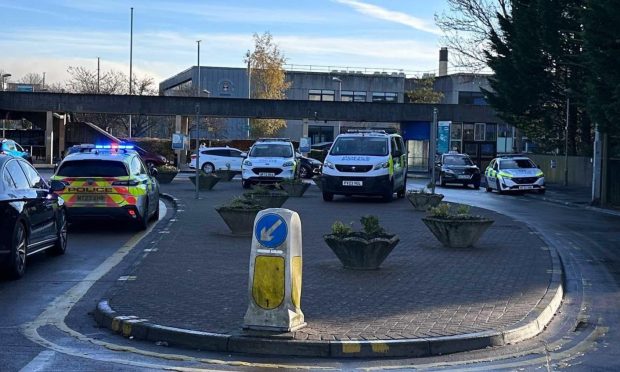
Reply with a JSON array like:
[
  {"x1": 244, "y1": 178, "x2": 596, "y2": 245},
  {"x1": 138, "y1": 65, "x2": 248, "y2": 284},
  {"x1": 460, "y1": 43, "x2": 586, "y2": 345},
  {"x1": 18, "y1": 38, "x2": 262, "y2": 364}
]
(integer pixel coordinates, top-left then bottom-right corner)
[
  {"x1": 435, "y1": 152, "x2": 482, "y2": 189},
  {"x1": 130, "y1": 145, "x2": 168, "y2": 168},
  {"x1": 298, "y1": 156, "x2": 322, "y2": 178},
  {"x1": 0, "y1": 155, "x2": 67, "y2": 279}
]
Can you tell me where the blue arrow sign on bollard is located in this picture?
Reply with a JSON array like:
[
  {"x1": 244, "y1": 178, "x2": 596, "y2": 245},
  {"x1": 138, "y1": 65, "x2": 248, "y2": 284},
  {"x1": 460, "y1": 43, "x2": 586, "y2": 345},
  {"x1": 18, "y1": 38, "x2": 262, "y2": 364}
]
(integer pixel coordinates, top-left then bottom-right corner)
[{"x1": 255, "y1": 213, "x2": 288, "y2": 249}]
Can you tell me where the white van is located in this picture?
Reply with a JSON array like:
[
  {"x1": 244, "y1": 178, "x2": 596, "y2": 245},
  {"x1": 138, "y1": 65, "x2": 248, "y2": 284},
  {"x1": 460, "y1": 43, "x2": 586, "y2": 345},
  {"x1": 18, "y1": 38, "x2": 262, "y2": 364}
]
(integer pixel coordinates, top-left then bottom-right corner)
[{"x1": 319, "y1": 130, "x2": 407, "y2": 202}]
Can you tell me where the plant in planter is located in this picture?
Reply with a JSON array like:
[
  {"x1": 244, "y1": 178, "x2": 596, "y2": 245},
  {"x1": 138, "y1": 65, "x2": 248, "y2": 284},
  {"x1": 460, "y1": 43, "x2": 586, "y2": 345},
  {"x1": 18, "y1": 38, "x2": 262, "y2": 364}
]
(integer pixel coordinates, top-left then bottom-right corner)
[
  {"x1": 189, "y1": 171, "x2": 221, "y2": 190},
  {"x1": 215, "y1": 163, "x2": 236, "y2": 181},
  {"x1": 422, "y1": 203, "x2": 494, "y2": 248},
  {"x1": 406, "y1": 181, "x2": 444, "y2": 211},
  {"x1": 323, "y1": 215, "x2": 400, "y2": 270},
  {"x1": 278, "y1": 178, "x2": 310, "y2": 197},
  {"x1": 155, "y1": 164, "x2": 179, "y2": 184},
  {"x1": 243, "y1": 185, "x2": 289, "y2": 208},
  {"x1": 215, "y1": 196, "x2": 263, "y2": 235}
]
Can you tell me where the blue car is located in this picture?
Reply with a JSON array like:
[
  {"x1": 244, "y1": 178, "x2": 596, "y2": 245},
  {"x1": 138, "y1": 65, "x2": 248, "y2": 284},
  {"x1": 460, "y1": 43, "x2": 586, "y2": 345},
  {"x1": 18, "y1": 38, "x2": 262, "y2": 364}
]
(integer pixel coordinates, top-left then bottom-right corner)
[{"x1": 0, "y1": 139, "x2": 32, "y2": 163}]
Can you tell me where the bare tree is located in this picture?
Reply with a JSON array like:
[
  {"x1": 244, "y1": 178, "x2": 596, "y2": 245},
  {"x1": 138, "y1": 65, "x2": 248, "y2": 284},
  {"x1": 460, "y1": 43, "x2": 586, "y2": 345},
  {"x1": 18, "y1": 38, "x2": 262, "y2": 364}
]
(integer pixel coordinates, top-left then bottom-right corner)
[
  {"x1": 63, "y1": 66, "x2": 158, "y2": 137},
  {"x1": 18, "y1": 72, "x2": 45, "y2": 85},
  {"x1": 435, "y1": 0, "x2": 511, "y2": 71}
]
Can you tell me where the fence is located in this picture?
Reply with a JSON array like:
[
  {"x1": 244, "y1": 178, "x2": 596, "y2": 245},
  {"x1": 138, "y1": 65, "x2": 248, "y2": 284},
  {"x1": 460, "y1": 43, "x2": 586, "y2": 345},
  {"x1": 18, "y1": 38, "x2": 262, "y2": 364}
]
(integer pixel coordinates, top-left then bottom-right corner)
[{"x1": 528, "y1": 154, "x2": 592, "y2": 187}]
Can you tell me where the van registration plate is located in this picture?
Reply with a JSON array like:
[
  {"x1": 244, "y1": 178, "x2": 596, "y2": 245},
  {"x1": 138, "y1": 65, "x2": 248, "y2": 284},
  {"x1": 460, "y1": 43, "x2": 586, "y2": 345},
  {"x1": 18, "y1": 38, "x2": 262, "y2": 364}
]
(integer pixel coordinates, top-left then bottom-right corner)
[{"x1": 343, "y1": 180, "x2": 363, "y2": 186}]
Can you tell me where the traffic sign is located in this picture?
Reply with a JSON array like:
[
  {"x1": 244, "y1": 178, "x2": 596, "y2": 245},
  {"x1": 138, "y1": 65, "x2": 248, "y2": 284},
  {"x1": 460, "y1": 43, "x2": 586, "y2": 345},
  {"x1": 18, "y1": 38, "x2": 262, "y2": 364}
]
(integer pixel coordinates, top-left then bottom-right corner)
[{"x1": 255, "y1": 213, "x2": 288, "y2": 249}]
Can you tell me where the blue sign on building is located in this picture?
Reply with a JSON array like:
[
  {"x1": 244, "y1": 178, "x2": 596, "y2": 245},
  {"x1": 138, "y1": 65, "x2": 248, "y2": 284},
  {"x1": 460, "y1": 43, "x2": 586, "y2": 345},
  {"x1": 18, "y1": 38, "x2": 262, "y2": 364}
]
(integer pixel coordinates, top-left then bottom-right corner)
[{"x1": 255, "y1": 213, "x2": 288, "y2": 249}]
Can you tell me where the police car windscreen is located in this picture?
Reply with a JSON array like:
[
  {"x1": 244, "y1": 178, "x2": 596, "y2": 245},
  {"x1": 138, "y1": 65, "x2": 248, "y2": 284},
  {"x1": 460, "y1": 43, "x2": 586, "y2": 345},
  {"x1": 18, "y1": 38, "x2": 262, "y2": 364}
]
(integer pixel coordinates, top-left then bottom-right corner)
[
  {"x1": 57, "y1": 160, "x2": 129, "y2": 177},
  {"x1": 249, "y1": 144, "x2": 293, "y2": 157},
  {"x1": 500, "y1": 159, "x2": 535, "y2": 169},
  {"x1": 330, "y1": 137, "x2": 388, "y2": 156}
]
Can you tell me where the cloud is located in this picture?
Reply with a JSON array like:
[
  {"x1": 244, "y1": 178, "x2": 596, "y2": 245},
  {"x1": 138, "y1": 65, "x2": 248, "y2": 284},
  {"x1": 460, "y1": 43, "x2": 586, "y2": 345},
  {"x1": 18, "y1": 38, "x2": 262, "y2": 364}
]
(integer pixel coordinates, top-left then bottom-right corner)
[{"x1": 334, "y1": 0, "x2": 441, "y2": 35}]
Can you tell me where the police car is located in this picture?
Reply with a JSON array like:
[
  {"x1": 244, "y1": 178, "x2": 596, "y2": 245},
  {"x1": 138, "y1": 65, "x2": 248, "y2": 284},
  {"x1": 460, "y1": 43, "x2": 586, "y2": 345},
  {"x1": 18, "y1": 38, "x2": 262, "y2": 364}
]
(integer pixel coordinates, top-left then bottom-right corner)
[
  {"x1": 241, "y1": 138, "x2": 297, "y2": 188},
  {"x1": 51, "y1": 144, "x2": 160, "y2": 229},
  {"x1": 320, "y1": 130, "x2": 407, "y2": 202},
  {"x1": 484, "y1": 155, "x2": 545, "y2": 194}
]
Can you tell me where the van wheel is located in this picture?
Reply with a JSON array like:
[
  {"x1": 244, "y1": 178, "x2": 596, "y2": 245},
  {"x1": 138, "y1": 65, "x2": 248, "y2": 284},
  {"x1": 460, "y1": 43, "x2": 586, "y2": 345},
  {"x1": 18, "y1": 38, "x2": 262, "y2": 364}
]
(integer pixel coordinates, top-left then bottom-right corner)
[
  {"x1": 397, "y1": 178, "x2": 407, "y2": 198},
  {"x1": 322, "y1": 192, "x2": 334, "y2": 201}
]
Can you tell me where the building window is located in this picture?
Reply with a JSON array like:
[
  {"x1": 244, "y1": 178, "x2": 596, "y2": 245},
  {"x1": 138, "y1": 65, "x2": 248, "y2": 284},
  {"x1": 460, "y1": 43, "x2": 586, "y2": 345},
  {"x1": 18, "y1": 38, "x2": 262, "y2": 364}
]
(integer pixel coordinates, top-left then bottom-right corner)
[
  {"x1": 485, "y1": 123, "x2": 497, "y2": 141},
  {"x1": 372, "y1": 92, "x2": 398, "y2": 102},
  {"x1": 474, "y1": 123, "x2": 485, "y2": 141},
  {"x1": 308, "y1": 125, "x2": 334, "y2": 143},
  {"x1": 458, "y1": 91, "x2": 488, "y2": 105},
  {"x1": 450, "y1": 122, "x2": 462, "y2": 140},
  {"x1": 308, "y1": 89, "x2": 335, "y2": 101},
  {"x1": 463, "y1": 124, "x2": 475, "y2": 141},
  {"x1": 340, "y1": 91, "x2": 367, "y2": 102}
]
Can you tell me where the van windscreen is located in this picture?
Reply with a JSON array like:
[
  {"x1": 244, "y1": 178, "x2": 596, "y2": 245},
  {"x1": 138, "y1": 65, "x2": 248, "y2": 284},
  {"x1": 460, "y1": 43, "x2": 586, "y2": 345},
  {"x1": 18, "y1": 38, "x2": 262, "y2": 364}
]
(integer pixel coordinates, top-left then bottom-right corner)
[{"x1": 330, "y1": 137, "x2": 388, "y2": 156}]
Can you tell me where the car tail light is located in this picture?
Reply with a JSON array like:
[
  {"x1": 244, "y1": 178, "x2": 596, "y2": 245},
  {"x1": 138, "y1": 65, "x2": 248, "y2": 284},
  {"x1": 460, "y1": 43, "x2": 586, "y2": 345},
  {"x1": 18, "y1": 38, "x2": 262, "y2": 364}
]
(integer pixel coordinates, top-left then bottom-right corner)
[{"x1": 127, "y1": 209, "x2": 137, "y2": 217}]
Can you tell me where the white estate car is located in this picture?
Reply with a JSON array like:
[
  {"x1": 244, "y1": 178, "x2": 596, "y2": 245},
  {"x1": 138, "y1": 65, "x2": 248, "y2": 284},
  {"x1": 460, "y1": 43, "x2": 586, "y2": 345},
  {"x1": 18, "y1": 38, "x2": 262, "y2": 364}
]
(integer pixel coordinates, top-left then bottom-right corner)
[
  {"x1": 484, "y1": 155, "x2": 546, "y2": 194},
  {"x1": 241, "y1": 138, "x2": 297, "y2": 188},
  {"x1": 189, "y1": 147, "x2": 245, "y2": 173}
]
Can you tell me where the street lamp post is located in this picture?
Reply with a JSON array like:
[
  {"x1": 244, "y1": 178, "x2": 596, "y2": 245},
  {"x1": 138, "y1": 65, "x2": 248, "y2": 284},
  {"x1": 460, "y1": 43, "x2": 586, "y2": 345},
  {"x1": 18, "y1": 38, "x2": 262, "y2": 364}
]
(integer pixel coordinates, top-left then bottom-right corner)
[
  {"x1": 128, "y1": 7, "x2": 134, "y2": 138},
  {"x1": 332, "y1": 77, "x2": 342, "y2": 136},
  {"x1": 430, "y1": 108, "x2": 438, "y2": 194},
  {"x1": 194, "y1": 40, "x2": 202, "y2": 199}
]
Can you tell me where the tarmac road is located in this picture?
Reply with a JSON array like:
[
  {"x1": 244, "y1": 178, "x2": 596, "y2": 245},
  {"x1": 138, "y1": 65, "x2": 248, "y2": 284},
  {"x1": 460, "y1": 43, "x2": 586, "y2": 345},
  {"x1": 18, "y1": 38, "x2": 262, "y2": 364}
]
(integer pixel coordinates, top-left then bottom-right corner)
[{"x1": 1, "y1": 173, "x2": 618, "y2": 371}]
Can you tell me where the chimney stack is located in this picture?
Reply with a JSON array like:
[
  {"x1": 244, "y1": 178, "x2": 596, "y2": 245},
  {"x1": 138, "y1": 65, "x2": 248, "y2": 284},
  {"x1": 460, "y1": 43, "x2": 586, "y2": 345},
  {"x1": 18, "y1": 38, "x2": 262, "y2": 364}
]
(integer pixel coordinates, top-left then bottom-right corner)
[{"x1": 439, "y1": 47, "x2": 448, "y2": 77}]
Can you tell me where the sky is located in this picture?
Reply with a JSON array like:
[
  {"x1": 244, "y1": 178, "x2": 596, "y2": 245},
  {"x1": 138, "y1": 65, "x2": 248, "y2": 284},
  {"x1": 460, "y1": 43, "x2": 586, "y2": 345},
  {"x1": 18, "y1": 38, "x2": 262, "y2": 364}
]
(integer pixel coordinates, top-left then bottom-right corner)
[{"x1": 0, "y1": 0, "x2": 449, "y2": 85}]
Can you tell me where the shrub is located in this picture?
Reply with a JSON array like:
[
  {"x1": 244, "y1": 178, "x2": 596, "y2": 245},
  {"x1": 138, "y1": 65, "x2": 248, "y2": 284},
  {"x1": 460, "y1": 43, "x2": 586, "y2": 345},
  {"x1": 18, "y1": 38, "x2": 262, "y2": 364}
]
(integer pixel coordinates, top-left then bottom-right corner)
[
  {"x1": 428, "y1": 203, "x2": 483, "y2": 220},
  {"x1": 331, "y1": 221, "x2": 353, "y2": 236},
  {"x1": 156, "y1": 164, "x2": 178, "y2": 173},
  {"x1": 360, "y1": 215, "x2": 385, "y2": 236},
  {"x1": 220, "y1": 196, "x2": 262, "y2": 210}
]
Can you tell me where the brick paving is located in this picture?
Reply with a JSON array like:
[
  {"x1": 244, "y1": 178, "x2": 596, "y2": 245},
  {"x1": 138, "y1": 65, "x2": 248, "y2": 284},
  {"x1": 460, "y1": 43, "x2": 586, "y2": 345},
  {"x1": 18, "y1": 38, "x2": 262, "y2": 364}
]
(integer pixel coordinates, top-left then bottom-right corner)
[{"x1": 107, "y1": 177, "x2": 553, "y2": 341}]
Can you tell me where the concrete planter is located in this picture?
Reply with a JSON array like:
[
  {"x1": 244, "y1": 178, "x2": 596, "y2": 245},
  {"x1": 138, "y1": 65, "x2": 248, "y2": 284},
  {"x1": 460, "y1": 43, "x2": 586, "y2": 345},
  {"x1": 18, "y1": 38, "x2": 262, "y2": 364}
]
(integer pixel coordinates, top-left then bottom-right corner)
[
  {"x1": 281, "y1": 182, "x2": 310, "y2": 197},
  {"x1": 406, "y1": 192, "x2": 444, "y2": 211},
  {"x1": 245, "y1": 193, "x2": 288, "y2": 208},
  {"x1": 422, "y1": 217, "x2": 494, "y2": 248},
  {"x1": 189, "y1": 174, "x2": 221, "y2": 190},
  {"x1": 156, "y1": 171, "x2": 178, "y2": 184},
  {"x1": 323, "y1": 234, "x2": 400, "y2": 270},
  {"x1": 216, "y1": 208, "x2": 261, "y2": 235},
  {"x1": 214, "y1": 170, "x2": 236, "y2": 181}
]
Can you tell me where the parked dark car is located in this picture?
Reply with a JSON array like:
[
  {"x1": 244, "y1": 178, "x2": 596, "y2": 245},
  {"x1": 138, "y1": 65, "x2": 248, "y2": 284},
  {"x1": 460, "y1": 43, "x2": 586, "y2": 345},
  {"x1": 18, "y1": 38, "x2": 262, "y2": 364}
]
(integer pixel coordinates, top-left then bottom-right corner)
[
  {"x1": 1, "y1": 138, "x2": 33, "y2": 163},
  {"x1": 130, "y1": 145, "x2": 168, "y2": 168},
  {"x1": 0, "y1": 155, "x2": 68, "y2": 279},
  {"x1": 298, "y1": 155, "x2": 322, "y2": 178},
  {"x1": 435, "y1": 152, "x2": 481, "y2": 189}
]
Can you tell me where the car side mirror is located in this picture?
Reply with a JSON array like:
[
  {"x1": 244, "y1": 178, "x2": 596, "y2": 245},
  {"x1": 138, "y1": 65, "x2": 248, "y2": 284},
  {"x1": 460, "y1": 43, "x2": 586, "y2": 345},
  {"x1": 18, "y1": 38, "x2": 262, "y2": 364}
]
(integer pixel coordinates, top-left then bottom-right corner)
[
  {"x1": 50, "y1": 180, "x2": 65, "y2": 192},
  {"x1": 150, "y1": 168, "x2": 158, "y2": 177}
]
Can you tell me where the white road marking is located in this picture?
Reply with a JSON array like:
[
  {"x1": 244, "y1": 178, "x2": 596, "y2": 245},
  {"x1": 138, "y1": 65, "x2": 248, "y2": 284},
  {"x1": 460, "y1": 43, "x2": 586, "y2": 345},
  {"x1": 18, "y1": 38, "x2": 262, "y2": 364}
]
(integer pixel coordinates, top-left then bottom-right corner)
[{"x1": 19, "y1": 350, "x2": 56, "y2": 372}]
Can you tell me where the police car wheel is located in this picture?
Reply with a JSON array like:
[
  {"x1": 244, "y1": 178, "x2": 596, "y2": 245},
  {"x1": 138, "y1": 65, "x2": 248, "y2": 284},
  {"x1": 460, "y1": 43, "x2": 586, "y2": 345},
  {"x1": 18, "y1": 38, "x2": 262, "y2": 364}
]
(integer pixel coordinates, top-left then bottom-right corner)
[
  {"x1": 136, "y1": 200, "x2": 149, "y2": 230},
  {"x1": 242, "y1": 180, "x2": 252, "y2": 189},
  {"x1": 473, "y1": 180, "x2": 480, "y2": 189},
  {"x1": 322, "y1": 192, "x2": 334, "y2": 201},
  {"x1": 150, "y1": 201, "x2": 160, "y2": 221},
  {"x1": 496, "y1": 179, "x2": 505, "y2": 195}
]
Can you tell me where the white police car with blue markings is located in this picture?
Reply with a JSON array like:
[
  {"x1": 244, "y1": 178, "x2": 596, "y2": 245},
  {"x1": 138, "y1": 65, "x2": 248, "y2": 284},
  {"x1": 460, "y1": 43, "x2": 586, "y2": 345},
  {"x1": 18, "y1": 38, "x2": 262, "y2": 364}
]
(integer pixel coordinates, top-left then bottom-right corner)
[
  {"x1": 241, "y1": 138, "x2": 297, "y2": 189},
  {"x1": 484, "y1": 155, "x2": 546, "y2": 194},
  {"x1": 319, "y1": 130, "x2": 407, "y2": 202}
]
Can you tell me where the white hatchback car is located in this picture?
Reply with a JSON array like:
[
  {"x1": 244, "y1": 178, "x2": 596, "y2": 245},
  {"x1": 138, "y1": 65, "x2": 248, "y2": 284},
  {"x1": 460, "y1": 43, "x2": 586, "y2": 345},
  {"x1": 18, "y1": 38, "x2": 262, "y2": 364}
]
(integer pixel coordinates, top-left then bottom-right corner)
[{"x1": 189, "y1": 147, "x2": 246, "y2": 173}]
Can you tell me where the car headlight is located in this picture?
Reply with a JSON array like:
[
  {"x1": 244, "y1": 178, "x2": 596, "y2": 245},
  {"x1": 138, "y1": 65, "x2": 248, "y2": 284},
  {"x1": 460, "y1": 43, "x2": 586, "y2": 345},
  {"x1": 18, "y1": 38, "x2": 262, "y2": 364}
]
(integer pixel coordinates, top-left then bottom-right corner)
[
  {"x1": 283, "y1": 161, "x2": 295, "y2": 167},
  {"x1": 444, "y1": 169, "x2": 455, "y2": 174},
  {"x1": 324, "y1": 161, "x2": 335, "y2": 169},
  {"x1": 243, "y1": 160, "x2": 252, "y2": 166},
  {"x1": 373, "y1": 161, "x2": 389, "y2": 170},
  {"x1": 536, "y1": 171, "x2": 544, "y2": 177}
]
